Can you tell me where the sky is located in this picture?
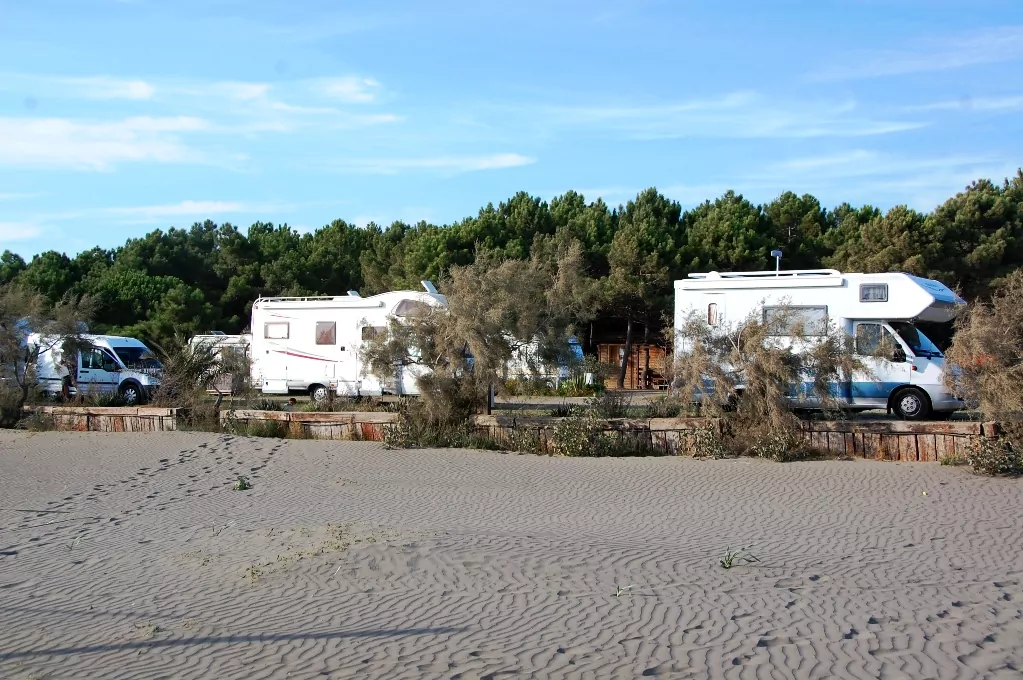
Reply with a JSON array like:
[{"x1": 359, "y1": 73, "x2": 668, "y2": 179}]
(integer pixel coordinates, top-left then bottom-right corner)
[{"x1": 1, "y1": 0, "x2": 1022, "y2": 258}]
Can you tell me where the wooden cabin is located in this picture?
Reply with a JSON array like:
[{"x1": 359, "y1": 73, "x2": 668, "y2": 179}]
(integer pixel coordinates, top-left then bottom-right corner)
[{"x1": 596, "y1": 343, "x2": 669, "y2": 390}]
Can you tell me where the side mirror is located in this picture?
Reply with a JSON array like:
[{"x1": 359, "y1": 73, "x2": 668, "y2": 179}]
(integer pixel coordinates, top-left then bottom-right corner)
[
  {"x1": 102, "y1": 361, "x2": 118, "y2": 372},
  {"x1": 892, "y1": 348, "x2": 907, "y2": 362}
]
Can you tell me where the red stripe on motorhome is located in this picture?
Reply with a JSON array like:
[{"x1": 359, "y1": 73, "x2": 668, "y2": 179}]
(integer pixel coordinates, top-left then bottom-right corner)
[{"x1": 273, "y1": 350, "x2": 332, "y2": 362}]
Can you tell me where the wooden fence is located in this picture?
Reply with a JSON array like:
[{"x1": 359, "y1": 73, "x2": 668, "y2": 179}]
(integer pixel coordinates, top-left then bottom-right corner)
[
  {"x1": 472, "y1": 415, "x2": 996, "y2": 461},
  {"x1": 22, "y1": 406, "x2": 1001, "y2": 462},
  {"x1": 25, "y1": 406, "x2": 182, "y2": 432},
  {"x1": 219, "y1": 410, "x2": 398, "y2": 441}
]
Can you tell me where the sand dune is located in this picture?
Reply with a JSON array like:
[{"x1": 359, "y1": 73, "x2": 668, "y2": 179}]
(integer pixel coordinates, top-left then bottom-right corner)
[{"x1": 1, "y1": 431, "x2": 1022, "y2": 679}]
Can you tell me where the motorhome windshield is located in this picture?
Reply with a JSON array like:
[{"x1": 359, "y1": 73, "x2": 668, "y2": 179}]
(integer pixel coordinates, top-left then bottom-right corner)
[
  {"x1": 889, "y1": 322, "x2": 943, "y2": 358},
  {"x1": 114, "y1": 347, "x2": 163, "y2": 369}
]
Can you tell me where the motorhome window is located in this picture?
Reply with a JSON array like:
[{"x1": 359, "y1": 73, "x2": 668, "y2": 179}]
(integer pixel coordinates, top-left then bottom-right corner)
[
  {"x1": 707, "y1": 303, "x2": 719, "y2": 327},
  {"x1": 361, "y1": 326, "x2": 386, "y2": 341},
  {"x1": 860, "y1": 284, "x2": 888, "y2": 302},
  {"x1": 763, "y1": 306, "x2": 827, "y2": 336},
  {"x1": 264, "y1": 322, "x2": 289, "y2": 339},
  {"x1": 315, "y1": 321, "x2": 336, "y2": 345},
  {"x1": 889, "y1": 321, "x2": 943, "y2": 358},
  {"x1": 393, "y1": 300, "x2": 430, "y2": 317},
  {"x1": 855, "y1": 323, "x2": 903, "y2": 357}
]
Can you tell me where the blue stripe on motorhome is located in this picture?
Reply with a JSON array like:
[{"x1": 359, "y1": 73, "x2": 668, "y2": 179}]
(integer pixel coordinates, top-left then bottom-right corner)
[{"x1": 792, "y1": 381, "x2": 904, "y2": 400}]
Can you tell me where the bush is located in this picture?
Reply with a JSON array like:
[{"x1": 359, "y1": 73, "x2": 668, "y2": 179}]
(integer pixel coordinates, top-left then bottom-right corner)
[
  {"x1": 588, "y1": 390, "x2": 632, "y2": 419},
  {"x1": 684, "y1": 426, "x2": 731, "y2": 459},
  {"x1": 746, "y1": 431, "x2": 819, "y2": 462},
  {"x1": 967, "y1": 437, "x2": 1023, "y2": 476},
  {"x1": 644, "y1": 394, "x2": 696, "y2": 419}
]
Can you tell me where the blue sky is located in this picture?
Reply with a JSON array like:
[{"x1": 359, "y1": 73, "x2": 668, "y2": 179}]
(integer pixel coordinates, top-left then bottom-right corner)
[{"x1": 2, "y1": 0, "x2": 1022, "y2": 258}]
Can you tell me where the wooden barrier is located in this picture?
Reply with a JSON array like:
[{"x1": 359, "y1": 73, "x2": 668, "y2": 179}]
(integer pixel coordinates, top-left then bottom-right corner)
[
  {"x1": 471, "y1": 414, "x2": 998, "y2": 462},
  {"x1": 220, "y1": 410, "x2": 398, "y2": 441},
  {"x1": 25, "y1": 406, "x2": 182, "y2": 432},
  {"x1": 21, "y1": 405, "x2": 1002, "y2": 462}
]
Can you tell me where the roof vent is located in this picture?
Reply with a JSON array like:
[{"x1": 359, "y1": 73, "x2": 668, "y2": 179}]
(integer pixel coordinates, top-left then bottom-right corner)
[
  {"x1": 421, "y1": 280, "x2": 438, "y2": 294},
  {"x1": 347, "y1": 290, "x2": 361, "y2": 297}
]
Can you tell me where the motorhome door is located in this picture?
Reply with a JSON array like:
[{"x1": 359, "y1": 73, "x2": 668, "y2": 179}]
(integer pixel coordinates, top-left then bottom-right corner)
[{"x1": 851, "y1": 322, "x2": 912, "y2": 409}]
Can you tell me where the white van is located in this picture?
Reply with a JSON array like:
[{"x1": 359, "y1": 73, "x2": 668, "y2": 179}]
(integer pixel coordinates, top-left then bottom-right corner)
[
  {"x1": 31, "y1": 334, "x2": 162, "y2": 405},
  {"x1": 505, "y1": 336, "x2": 586, "y2": 388},
  {"x1": 674, "y1": 269, "x2": 966, "y2": 419},
  {"x1": 249, "y1": 282, "x2": 447, "y2": 400}
]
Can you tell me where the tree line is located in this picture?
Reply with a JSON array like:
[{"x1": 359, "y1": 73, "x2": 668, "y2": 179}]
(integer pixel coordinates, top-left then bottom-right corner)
[{"x1": 3, "y1": 170, "x2": 1022, "y2": 356}]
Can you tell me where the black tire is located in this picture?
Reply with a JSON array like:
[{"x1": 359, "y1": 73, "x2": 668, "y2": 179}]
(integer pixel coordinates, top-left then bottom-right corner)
[
  {"x1": 891, "y1": 387, "x2": 931, "y2": 420},
  {"x1": 119, "y1": 382, "x2": 144, "y2": 406},
  {"x1": 309, "y1": 384, "x2": 330, "y2": 403}
]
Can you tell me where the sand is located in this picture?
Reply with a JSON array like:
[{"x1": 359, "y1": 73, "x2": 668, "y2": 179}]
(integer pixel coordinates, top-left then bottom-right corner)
[{"x1": 1, "y1": 432, "x2": 1022, "y2": 680}]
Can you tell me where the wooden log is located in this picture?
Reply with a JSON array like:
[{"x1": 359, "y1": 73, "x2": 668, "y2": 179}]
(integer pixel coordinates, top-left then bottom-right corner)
[
  {"x1": 898, "y1": 435, "x2": 919, "y2": 462},
  {"x1": 918, "y1": 434, "x2": 937, "y2": 462}
]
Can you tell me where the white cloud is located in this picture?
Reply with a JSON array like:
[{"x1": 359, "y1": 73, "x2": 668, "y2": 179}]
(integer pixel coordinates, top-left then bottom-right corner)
[
  {"x1": 759, "y1": 150, "x2": 1019, "y2": 210},
  {"x1": 811, "y1": 25, "x2": 1023, "y2": 81},
  {"x1": 317, "y1": 76, "x2": 382, "y2": 103},
  {"x1": 0, "y1": 116, "x2": 209, "y2": 170},
  {"x1": 0, "y1": 222, "x2": 43, "y2": 240},
  {"x1": 523, "y1": 92, "x2": 924, "y2": 140},
  {"x1": 105, "y1": 200, "x2": 246, "y2": 218},
  {"x1": 905, "y1": 94, "x2": 1023, "y2": 113},
  {"x1": 55, "y1": 76, "x2": 156, "y2": 100},
  {"x1": 334, "y1": 153, "x2": 535, "y2": 174}
]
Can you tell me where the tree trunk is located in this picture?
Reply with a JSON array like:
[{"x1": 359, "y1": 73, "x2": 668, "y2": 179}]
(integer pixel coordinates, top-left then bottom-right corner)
[
  {"x1": 617, "y1": 317, "x2": 633, "y2": 389},
  {"x1": 643, "y1": 323, "x2": 651, "y2": 389}
]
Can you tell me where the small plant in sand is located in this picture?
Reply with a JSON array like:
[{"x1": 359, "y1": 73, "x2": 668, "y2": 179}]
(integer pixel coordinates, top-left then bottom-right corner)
[
  {"x1": 939, "y1": 452, "x2": 968, "y2": 466},
  {"x1": 614, "y1": 584, "x2": 636, "y2": 599},
  {"x1": 134, "y1": 622, "x2": 160, "y2": 640},
  {"x1": 233, "y1": 476, "x2": 251, "y2": 491},
  {"x1": 720, "y1": 546, "x2": 760, "y2": 569}
]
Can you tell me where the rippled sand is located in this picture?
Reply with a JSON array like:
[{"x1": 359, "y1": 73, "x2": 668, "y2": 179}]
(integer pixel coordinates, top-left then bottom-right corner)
[{"x1": 1, "y1": 431, "x2": 1022, "y2": 679}]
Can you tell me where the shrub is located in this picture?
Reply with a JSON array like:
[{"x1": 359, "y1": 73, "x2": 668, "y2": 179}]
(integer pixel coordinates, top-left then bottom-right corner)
[
  {"x1": 644, "y1": 394, "x2": 695, "y2": 419},
  {"x1": 588, "y1": 390, "x2": 632, "y2": 419},
  {"x1": 683, "y1": 425, "x2": 731, "y2": 459},
  {"x1": 967, "y1": 437, "x2": 1023, "y2": 476},
  {"x1": 746, "y1": 431, "x2": 819, "y2": 462},
  {"x1": 945, "y1": 270, "x2": 1023, "y2": 419}
]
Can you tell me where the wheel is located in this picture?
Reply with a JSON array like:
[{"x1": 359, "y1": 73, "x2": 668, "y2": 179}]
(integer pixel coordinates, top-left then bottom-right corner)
[
  {"x1": 892, "y1": 387, "x2": 931, "y2": 420},
  {"x1": 309, "y1": 384, "x2": 330, "y2": 403},
  {"x1": 119, "y1": 383, "x2": 143, "y2": 406}
]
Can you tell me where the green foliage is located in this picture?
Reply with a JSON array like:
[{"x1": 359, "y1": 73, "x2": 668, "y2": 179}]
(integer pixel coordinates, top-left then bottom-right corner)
[
  {"x1": 967, "y1": 438, "x2": 1023, "y2": 476},
  {"x1": 3, "y1": 174, "x2": 1022, "y2": 358},
  {"x1": 720, "y1": 546, "x2": 760, "y2": 569}
]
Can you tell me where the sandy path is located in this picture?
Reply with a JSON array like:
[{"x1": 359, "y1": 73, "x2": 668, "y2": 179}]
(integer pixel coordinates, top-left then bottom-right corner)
[{"x1": 0, "y1": 431, "x2": 1021, "y2": 679}]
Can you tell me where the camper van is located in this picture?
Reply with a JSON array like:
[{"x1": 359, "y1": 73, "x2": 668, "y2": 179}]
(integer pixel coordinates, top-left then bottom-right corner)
[
  {"x1": 30, "y1": 334, "x2": 162, "y2": 405},
  {"x1": 249, "y1": 282, "x2": 447, "y2": 400},
  {"x1": 673, "y1": 269, "x2": 966, "y2": 420}
]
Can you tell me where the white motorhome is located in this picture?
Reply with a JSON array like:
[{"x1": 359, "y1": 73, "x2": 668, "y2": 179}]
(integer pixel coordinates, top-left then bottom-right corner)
[
  {"x1": 674, "y1": 269, "x2": 966, "y2": 419},
  {"x1": 30, "y1": 334, "x2": 162, "y2": 405},
  {"x1": 249, "y1": 283, "x2": 447, "y2": 400}
]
